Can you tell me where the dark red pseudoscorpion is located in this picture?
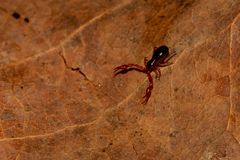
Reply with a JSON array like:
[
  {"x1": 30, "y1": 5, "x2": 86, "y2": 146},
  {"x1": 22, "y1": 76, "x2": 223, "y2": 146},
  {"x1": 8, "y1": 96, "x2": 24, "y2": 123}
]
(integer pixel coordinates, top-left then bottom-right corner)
[{"x1": 114, "y1": 45, "x2": 176, "y2": 104}]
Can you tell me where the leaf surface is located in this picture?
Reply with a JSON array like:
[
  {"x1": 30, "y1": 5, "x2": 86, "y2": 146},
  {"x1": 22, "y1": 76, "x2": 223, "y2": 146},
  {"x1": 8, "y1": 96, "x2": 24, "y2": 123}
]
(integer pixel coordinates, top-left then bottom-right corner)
[{"x1": 0, "y1": 0, "x2": 240, "y2": 159}]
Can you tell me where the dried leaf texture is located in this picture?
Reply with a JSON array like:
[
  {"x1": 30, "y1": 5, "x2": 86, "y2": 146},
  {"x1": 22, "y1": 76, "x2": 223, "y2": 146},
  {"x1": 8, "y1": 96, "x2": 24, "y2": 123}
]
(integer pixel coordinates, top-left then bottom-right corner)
[{"x1": 0, "y1": 0, "x2": 240, "y2": 160}]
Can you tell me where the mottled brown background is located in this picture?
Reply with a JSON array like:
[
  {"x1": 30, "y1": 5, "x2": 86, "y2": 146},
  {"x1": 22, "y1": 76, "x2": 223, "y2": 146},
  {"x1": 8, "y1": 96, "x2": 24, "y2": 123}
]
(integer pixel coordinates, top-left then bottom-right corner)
[{"x1": 0, "y1": 0, "x2": 240, "y2": 160}]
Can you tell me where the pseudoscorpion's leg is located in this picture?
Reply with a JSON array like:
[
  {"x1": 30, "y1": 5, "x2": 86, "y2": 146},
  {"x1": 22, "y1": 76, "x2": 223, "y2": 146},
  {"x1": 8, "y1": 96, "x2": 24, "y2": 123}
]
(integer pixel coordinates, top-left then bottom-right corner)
[
  {"x1": 154, "y1": 69, "x2": 161, "y2": 80},
  {"x1": 158, "y1": 62, "x2": 174, "y2": 67},
  {"x1": 164, "y1": 53, "x2": 176, "y2": 63},
  {"x1": 144, "y1": 57, "x2": 148, "y2": 66}
]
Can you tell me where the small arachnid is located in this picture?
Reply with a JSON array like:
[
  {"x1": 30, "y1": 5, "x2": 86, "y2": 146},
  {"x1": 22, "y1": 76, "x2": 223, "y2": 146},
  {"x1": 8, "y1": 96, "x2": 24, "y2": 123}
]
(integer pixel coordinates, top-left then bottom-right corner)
[{"x1": 113, "y1": 45, "x2": 176, "y2": 104}]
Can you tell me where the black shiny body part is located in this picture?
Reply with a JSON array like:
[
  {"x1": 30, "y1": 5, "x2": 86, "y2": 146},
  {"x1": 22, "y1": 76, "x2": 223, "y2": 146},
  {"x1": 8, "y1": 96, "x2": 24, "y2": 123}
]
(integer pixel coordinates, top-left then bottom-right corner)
[
  {"x1": 146, "y1": 45, "x2": 169, "y2": 72},
  {"x1": 114, "y1": 45, "x2": 176, "y2": 104}
]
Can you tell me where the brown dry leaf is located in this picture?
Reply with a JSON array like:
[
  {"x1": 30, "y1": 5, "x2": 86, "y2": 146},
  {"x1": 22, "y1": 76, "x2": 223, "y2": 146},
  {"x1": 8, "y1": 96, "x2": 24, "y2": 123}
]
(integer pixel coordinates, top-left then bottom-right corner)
[{"x1": 0, "y1": 0, "x2": 240, "y2": 159}]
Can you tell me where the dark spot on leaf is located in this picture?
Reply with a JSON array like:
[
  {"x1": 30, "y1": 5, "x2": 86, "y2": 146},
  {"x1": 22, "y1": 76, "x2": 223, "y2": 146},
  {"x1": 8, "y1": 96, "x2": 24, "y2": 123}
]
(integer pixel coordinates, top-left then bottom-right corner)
[
  {"x1": 12, "y1": 12, "x2": 20, "y2": 19},
  {"x1": 24, "y1": 17, "x2": 29, "y2": 23},
  {"x1": 169, "y1": 131, "x2": 179, "y2": 137}
]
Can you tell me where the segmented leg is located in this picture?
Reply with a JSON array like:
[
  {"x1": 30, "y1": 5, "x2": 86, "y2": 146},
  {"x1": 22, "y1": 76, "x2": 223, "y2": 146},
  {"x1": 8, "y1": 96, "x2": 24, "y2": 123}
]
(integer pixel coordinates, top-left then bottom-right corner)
[
  {"x1": 142, "y1": 73, "x2": 153, "y2": 104},
  {"x1": 153, "y1": 47, "x2": 157, "y2": 52},
  {"x1": 154, "y1": 69, "x2": 161, "y2": 80},
  {"x1": 114, "y1": 64, "x2": 146, "y2": 77},
  {"x1": 144, "y1": 57, "x2": 148, "y2": 66},
  {"x1": 158, "y1": 62, "x2": 174, "y2": 67},
  {"x1": 164, "y1": 53, "x2": 176, "y2": 63},
  {"x1": 156, "y1": 52, "x2": 176, "y2": 68}
]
